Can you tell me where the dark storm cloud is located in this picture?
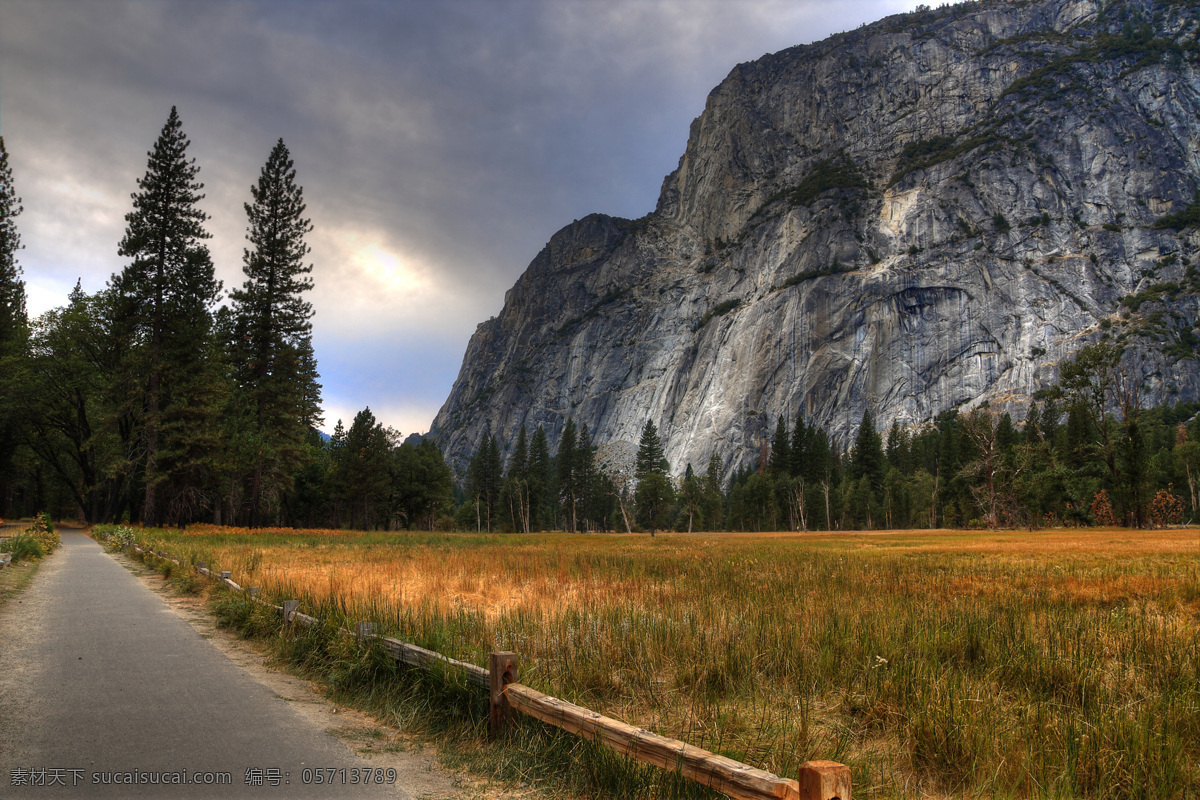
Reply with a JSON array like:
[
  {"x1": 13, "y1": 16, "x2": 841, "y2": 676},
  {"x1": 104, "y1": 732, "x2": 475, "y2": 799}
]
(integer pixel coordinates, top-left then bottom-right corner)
[{"x1": 0, "y1": 0, "x2": 924, "y2": 434}]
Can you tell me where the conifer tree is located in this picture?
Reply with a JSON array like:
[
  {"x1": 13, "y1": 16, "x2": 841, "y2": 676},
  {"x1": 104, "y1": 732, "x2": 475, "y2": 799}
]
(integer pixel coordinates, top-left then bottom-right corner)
[
  {"x1": 557, "y1": 418, "x2": 579, "y2": 531},
  {"x1": 575, "y1": 424, "x2": 600, "y2": 531},
  {"x1": 996, "y1": 413, "x2": 1017, "y2": 456},
  {"x1": 0, "y1": 137, "x2": 26, "y2": 516},
  {"x1": 0, "y1": 137, "x2": 25, "y2": 353},
  {"x1": 789, "y1": 413, "x2": 808, "y2": 477},
  {"x1": 769, "y1": 416, "x2": 791, "y2": 476},
  {"x1": 467, "y1": 433, "x2": 502, "y2": 531},
  {"x1": 529, "y1": 426, "x2": 553, "y2": 530},
  {"x1": 851, "y1": 409, "x2": 886, "y2": 496},
  {"x1": 703, "y1": 451, "x2": 726, "y2": 530},
  {"x1": 505, "y1": 424, "x2": 531, "y2": 532},
  {"x1": 935, "y1": 412, "x2": 964, "y2": 526},
  {"x1": 635, "y1": 420, "x2": 666, "y2": 481},
  {"x1": 230, "y1": 139, "x2": 321, "y2": 525},
  {"x1": 886, "y1": 421, "x2": 911, "y2": 472},
  {"x1": 680, "y1": 463, "x2": 703, "y2": 533},
  {"x1": 1024, "y1": 402, "x2": 1042, "y2": 443},
  {"x1": 113, "y1": 107, "x2": 221, "y2": 525},
  {"x1": 327, "y1": 419, "x2": 348, "y2": 523},
  {"x1": 340, "y1": 407, "x2": 392, "y2": 529},
  {"x1": 634, "y1": 420, "x2": 673, "y2": 533},
  {"x1": 392, "y1": 439, "x2": 453, "y2": 530},
  {"x1": 485, "y1": 434, "x2": 502, "y2": 527},
  {"x1": 1044, "y1": 398, "x2": 1062, "y2": 445}
]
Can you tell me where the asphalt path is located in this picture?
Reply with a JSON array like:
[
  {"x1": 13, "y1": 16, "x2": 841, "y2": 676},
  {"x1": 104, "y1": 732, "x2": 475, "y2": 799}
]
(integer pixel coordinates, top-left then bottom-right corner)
[{"x1": 0, "y1": 532, "x2": 435, "y2": 799}]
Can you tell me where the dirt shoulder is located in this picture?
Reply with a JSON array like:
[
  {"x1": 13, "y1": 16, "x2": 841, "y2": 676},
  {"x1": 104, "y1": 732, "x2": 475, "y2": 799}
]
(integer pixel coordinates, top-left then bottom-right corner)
[
  {"x1": 0, "y1": 521, "x2": 41, "y2": 611},
  {"x1": 0, "y1": 554, "x2": 39, "y2": 611}
]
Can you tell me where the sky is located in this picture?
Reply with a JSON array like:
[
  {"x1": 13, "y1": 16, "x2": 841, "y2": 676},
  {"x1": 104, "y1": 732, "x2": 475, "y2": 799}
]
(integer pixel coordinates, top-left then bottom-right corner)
[{"x1": 1, "y1": 0, "x2": 927, "y2": 437}]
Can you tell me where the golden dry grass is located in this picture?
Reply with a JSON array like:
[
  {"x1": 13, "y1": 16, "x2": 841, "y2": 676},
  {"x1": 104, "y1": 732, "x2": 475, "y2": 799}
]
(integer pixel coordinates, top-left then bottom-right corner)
[{"x1": 123, "y1": 524, "x2": 1200, "y2": 799}]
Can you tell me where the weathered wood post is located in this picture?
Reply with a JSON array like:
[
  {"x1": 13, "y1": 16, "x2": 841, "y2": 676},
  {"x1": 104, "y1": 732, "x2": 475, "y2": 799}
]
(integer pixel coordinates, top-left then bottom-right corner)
[
  {"x1": 247, "y1": 587, "x2": 261, "y2": 598},
  {"x1": 355, "y1": 621, "x2": 378, "y2": 644},
  {"x1": 488, "y1": 651, "x2": 519, "y2": 738},
  {"x1": 797, "y1": 760, "x2": 851, "y2": 800},
  {"x1": 282, "y1": 599, "x2": 300, "y2": 626},
  {"x1": 220, "y1": 570, "x2": 232, "y2": 579}
]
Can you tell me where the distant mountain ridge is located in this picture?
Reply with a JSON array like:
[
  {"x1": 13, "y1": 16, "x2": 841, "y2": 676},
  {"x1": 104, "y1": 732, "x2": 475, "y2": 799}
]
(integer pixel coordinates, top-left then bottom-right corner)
[{"x1": 431, "y1": 0, "x2": 1200, "y2": 475}]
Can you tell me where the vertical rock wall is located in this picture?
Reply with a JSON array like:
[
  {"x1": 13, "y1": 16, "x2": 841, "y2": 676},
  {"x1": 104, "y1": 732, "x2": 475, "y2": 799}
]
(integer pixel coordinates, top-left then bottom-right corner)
[{"x1": 432, "y1": 0, "x2": 1200, "y2": 476}]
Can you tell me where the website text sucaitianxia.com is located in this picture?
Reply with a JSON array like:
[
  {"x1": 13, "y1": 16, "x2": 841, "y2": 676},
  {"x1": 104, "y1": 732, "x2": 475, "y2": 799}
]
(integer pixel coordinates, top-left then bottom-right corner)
[{"x1": 9, "y1": 766, "x2": 399, "y2": 788}]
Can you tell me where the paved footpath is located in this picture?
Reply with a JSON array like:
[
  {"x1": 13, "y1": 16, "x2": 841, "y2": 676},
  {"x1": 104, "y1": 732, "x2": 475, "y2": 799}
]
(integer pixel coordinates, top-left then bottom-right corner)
[{"x1": 0, "y1": 532, "x2": 426, "y2": 798}]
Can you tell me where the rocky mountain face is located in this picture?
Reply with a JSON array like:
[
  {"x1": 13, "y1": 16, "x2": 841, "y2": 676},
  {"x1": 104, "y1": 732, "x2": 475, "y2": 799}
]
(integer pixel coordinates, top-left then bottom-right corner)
[{"x1": 431, "y1": 0, "x2": 1200, "y2": 476}]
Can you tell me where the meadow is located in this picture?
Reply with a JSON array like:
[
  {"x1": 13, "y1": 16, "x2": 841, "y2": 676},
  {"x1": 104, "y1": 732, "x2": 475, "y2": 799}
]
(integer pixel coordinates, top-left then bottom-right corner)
[{"x1": 107, "y1": 523, "x2": 1200, "y2": 799}]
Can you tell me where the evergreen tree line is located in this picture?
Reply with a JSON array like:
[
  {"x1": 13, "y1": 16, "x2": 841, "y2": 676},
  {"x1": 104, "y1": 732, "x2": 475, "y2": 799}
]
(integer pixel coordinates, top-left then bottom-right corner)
[
  {"x1": 2, "y1": 113, "x2": 1194, "y2": 533},
  {"x1": 0, "y1": 110, "x2": 453, "y2": 529},
  {"x1": 462, "y1": 344, "x2": 1200, "y2": 533},
  {"x1": 457, "y1": 420, "x2": 619, "y2": 533}
]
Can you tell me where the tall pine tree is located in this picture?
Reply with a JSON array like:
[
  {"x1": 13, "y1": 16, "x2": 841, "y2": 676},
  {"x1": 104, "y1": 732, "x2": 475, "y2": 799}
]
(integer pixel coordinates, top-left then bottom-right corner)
[
  {"x1": 576, "y1": 424, "x2": 598, "y2": 531},
  {"x1": 0, "y1": 137, "x2": 26, "y2": 516},
  {"x1": 338, "y1": 407, "x2": 392, "y2": 529},
  {"x1": 0, "y1": 137, "x2": 25, "y2": 352},
  {"x1": 635, "y1": 420, "x2": 666, "y2": 481},
  {"x1": 769, "y1": 416, "x2": 791, "y2": 476},
  {"x1": 557, "y1": 418, "x2": 579, "y2": 532},
  {"x1": 505, "y1": 425, "x2": 531, "y2": 532},
  {"x1": 851, "y1": 409, "x2": 886, "y2": 496},
  {"x1": 529, "y1": 427, "x2": 554, "y2": 530},
  {"x1": 634, "y1": 420, "x2": 673, "y2": 533},
  {"x1": 467, "y1": 433, "x2": 502, "y2": 531},
  {"x1": 113, "y1": 107, "x2": 221, "y2": 525},
  {"x1": 230, "y1": 138, "x2": 321, "y2": 525}
]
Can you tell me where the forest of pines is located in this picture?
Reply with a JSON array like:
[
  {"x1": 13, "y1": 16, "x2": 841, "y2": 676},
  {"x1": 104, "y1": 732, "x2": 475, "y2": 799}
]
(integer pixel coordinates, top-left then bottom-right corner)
[{"x1": 0, "y1": 110, "x2": 1198, "y2": 533}]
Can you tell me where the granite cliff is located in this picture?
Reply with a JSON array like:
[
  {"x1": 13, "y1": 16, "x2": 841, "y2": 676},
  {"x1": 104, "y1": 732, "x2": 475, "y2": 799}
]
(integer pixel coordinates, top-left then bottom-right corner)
[{"x1": 431, "y1": 0, "x2": 1200, "y2": 476}]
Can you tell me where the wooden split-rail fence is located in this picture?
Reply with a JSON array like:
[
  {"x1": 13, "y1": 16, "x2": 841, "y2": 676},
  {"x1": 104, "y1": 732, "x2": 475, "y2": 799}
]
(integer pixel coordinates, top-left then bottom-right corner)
[{"x1": 121, "y1": 540, "x2": 851, "y2": 800}]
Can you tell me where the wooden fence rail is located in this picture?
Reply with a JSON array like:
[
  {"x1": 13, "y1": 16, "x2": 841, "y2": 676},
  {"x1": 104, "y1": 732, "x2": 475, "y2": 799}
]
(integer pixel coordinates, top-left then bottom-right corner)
[{"x1": 116, "y1": 537, "x2": 850, "y2": 800}]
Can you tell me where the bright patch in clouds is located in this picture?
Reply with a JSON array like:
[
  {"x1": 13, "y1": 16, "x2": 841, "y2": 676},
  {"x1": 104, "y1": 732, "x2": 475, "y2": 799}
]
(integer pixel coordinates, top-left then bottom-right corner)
[
  {"x1": 355, "y1": 243, "x2": 428, "y2": 300},
  {"x1": 309, "y1": 226, "x2": 480, "y2": 342}
]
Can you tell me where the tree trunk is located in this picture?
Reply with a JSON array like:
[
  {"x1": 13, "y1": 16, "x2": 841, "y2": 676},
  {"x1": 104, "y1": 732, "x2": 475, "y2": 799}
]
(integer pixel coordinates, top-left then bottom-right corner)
[
  {"x1": 823, "y1": 481, "x2": 831, "y2": 531},
  {"x1": 616, "y1": 492, "x2": 632, "y2": 533}
]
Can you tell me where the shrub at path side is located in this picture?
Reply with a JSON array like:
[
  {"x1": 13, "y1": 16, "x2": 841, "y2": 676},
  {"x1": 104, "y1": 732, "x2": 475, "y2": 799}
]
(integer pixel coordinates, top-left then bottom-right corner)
[
  {"x1": 2, "y1": 532, "x2": 44, "y2": 562},
  {"x1": 27, "y1": 513, "x2": 59, "y2": 555},
  {"x1": 2, "y1": 512, "x2": 58, "y2": 562}
]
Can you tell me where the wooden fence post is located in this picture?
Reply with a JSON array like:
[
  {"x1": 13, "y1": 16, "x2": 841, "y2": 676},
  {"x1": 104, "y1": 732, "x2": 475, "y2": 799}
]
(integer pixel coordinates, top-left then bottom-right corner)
[
  {"x1": 282, "y1": 600, "x2": 299, "y2": 626},
  {"x1": 797, "y1": 760, "x2": 851, "y2": 800},
  {"x1": 356, "y1": 621, "x2": 377, "y2": 644},
  {"x1": 248, "y1": 587, "x2": 260, "y2": 598},
  {"x1": 220, "y1": 571, "x2": 232, "y2": 579},
  {"x1": 488, "y1": 651, "x2": 519, "y2": 738}
]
